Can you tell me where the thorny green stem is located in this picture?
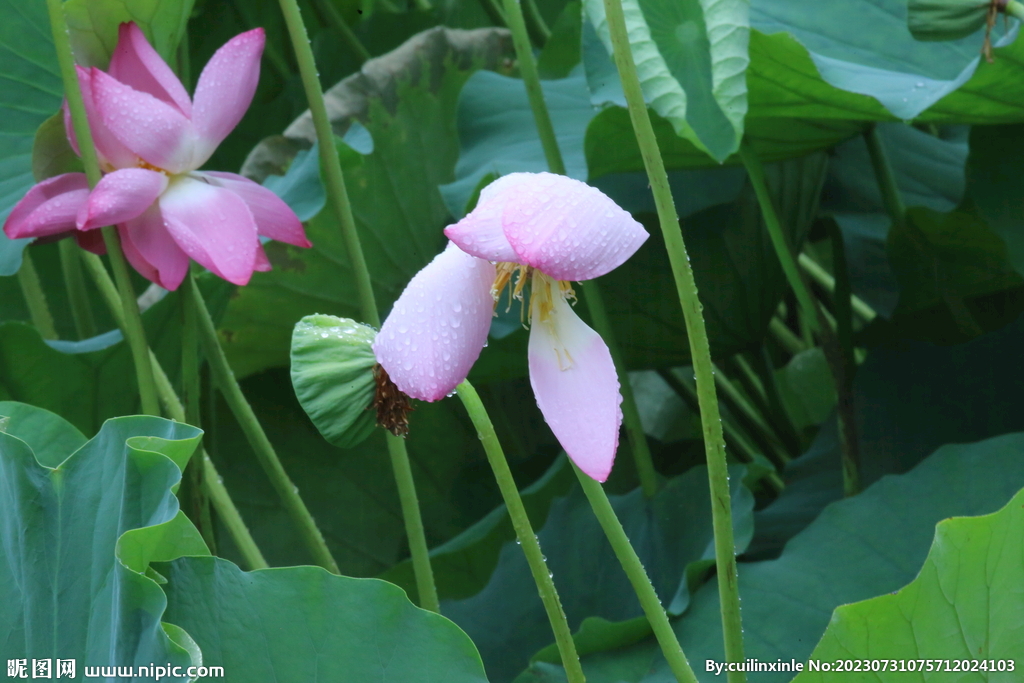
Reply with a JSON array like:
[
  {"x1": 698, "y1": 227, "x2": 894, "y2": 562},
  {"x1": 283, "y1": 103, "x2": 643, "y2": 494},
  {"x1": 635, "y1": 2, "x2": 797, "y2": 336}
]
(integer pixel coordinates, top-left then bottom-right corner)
[
  {"x1": 739, "y1": 142, "x2": 818, "y2": 335},
  {"x1": 188, "y1": 273, "x2": 340, "y2": 573},
  {"x1": 47, "y1": 0, "x2": 159, "y2": 416},
  {"x1": 798, "y1": 253, "x2": 876, "y2": 322},
  {"x1": 582, "y1": 282, "x2": 659, "y2": 497},
  {"x1": 457, "y1": 381, "x2": 585, "y2": 683},
  {"x1": 385, "y1": 433, "x2": 440, "y2": 613},
  {"x1": 16, "y1": 250, "x2": 58, "y2": 340},
  {"x1": 601, "y1": 0, "x2": 745, "y2": 675},
  {"x1": 573, "y1": 464, "x2": 697, "y2": 683},
  {"x1": 79, "y1": 251, "x2": 267, "y2": 570},
  {"x1": 58, "y1": 240, "x2": 97, "y2": 339},
  {"x1": 180, "y1": 274, "x2": 215, "y2": 552},
  {"x1": 312, "y1": 0, "x2": 372, "y2": 63},
  {"x1": 277, "y1": 0, "x2": 437, "y2": 608}
]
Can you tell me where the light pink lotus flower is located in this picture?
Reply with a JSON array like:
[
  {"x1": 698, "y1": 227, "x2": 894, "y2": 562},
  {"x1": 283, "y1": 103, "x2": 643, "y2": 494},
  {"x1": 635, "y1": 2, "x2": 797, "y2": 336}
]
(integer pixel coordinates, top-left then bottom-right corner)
[
  {"x1": 3, "y1": 23, "x2": 309, "y2": 290},
  {"x1": 373, "y1": 172, "x2": 649, "y2": 481}
]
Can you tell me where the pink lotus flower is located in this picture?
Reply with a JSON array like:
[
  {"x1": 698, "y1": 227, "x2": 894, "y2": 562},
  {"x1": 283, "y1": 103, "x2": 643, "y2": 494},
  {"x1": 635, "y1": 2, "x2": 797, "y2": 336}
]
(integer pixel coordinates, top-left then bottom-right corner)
[
  {"x1": 3, "y1": 23, "x2": 309, "y2": 290},
  {"x1": 373, "y1": 173, "x2": 649, "y2": 481}
]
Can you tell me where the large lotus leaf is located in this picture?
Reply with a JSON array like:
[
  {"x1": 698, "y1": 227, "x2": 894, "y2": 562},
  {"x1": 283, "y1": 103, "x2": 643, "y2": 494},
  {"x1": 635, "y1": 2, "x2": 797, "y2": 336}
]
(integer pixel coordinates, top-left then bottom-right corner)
[
  {"x1": 965, "y1": 124, "x2": 1024, "y2": 280},
  {"x1": 0, "y1": 275, "x2": 233, "y2": 436},
  {"x1": 221, "y1": 28, "x2": 511, "y2": 378},
  {"x1": 0, "y1": 0, "x2": 63, "y2": 276},
  {"x1": 439, "y1": 70, "x2": 592, "y2": 218},
  {"x1": 0, "y1": 403, "x2": 206, "y2": 679},
  {"x1": 63, "y1": 0, "x2": 194, "y2": 67},
  {"x1": 820, "y1": 123, "x2": 969, "y2": 318},
  {"x1": 581, "y1": 0, "x2": 749, "y2": 162},
  {"x1": 794, "y1": 486, "x2": 1024, "y2": 681},
  {"x1": 746, "y1": 0, "x2": 1024, "y2": 123},
  {"x1": 159, "y1": 556, "x2": 489, "y2": 683},
  {"x1": 443, "y1": 465, "x2": 754, "y2": 683},
  {"x1": 749, "y1": 309, "x2": 1024, "y2": 559},
  {"x1": 595, "y1": 151, "x2": 827, "y2": 369},
  {"x1": 516, "y1": 433, "x2": 1024, "y2": 682}
]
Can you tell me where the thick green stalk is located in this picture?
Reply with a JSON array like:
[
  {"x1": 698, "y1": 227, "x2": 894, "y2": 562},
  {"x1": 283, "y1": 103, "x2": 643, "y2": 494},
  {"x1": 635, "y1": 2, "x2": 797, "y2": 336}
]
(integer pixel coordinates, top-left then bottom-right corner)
[
  {"x1": 739, "y1": 142, "x2": 818, "y2": 335},
  {"x1": 797, "y1": 253, "x2": 876, "y2": 322},
  {"x1": 58, "y1": 240, "x2": 97, "y2": 339},
  {"x1": 80, "y1": 251, "x2": 267, "y2": 570},
  {"x1": 864, "y1": 125, "x2": 906, "y2": 227},
  {"x1": 523, "y1": 0, "x2": 552, "y2": 45},
  {"x1": 500, "y1": 0, "x2": 566, "y2": 175},
  {"x1": 768, "y1": 317, "x2": 806, "y2": 355},
  {"x1": 572, "y1": 464, "x2": 697, "y2": 683},
  {"x1": 385, "y1": 433, "x2": 439, "y2": 613},
  {"x1": 17, "y1": 250, "x2": 58, "y2": 340},
  {"x1": 311, "y1": 0, "x2": 371, "y2": 63},
  {"x1": 600, "y1": 0, "x2": 745, "y2": 676},
  {"x1": 456, "y1": 381, "x2": 585, "y2": 683},
  {"x1": 180, "y1": 274, "x2": 215, "y2": 552},
  {"x1": 277, "y1": 0, "x2": 437, "y2": 608},
  {"x1": 188, "y1": 273, "x2": 340, "y2": 574},
  {"x1": 46, "y1": 0, "x2": 160, "y2": 416},
  {"x1": 582, "y1": 282, "x2": 658, "y2": 497}
]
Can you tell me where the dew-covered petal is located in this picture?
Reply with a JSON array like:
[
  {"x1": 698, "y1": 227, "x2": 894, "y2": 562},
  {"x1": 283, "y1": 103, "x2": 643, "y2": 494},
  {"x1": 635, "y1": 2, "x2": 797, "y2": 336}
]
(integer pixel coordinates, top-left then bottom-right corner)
[
  {"x1": 191, "y1": 28, "x2": 264, "y2": 167},
  {"x1": 119, "y1": 205, "x2": 191, "y2": 291},
  {"x1": 3, "y1": 173, "x2": 90, "y2": 239},
  {"x1": 90, "y1": 67, "x2": 198, "y2": 174},
  {"x1": 502, "y1": 172, "x2": 648, "y2": 281},
  {"x1": 159, "y1": 176, "x2": 259, "y2": 286},
  {"x1": 443, "y1": 174, "x2": 533, "y2": 263},
  {"x1": 76, "y1": 168, "x2": 168, "y2": 230},
  {"x1": 108, "y1": 22, "x2": 193, "y2": 117},
  {"x1": 528, "y1": 276, "x2": 621, "y2": 482},
  {"x1": 200, "y1": 171, "x2": 310, "y2": 247},
  {"x1": 64, "y1": 67, "x2": 139, "y2": 170},
  {"x1": 373, "y1": 242, "x2": 496, "y2": 402}
]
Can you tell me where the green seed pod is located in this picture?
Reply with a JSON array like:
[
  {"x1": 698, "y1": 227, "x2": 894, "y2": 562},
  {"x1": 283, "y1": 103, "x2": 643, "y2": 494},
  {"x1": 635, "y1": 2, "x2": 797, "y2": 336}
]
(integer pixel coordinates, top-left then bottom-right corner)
[
  {"x1": 290, "y1": 314, "x2": 379, "y2": 449},
  {"x1": 907, "y1": 0, "x2": 995, "y2": 42}
]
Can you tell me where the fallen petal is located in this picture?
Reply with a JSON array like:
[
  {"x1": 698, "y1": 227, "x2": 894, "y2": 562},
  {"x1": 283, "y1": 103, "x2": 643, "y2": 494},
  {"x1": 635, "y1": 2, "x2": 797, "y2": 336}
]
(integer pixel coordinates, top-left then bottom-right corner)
[
  {"x1": 159, "y1": 176, "x2": 259, "y2": 286},
  {"x1": 3, "y1": 174, "x2": 90, "y2": 239},
  {"x1": 503, "y1": 172, "x2": 649, "y2": 281},
  {"x1": 77, "y1": 168, "x2": 168, "y2": 231},
  {"x1": 191, "y1": 28, "x2": 265, "y2": 168},
  {"x1": 443, "y1": 173, "x2": 530, "y2": 263},
  {"x1": 108, "y1": 23, "x2": 193, "y2": 117},
  {"x1": 201, "y1": 171, "x2": 310, "y2": 247},
  {"x1": 528, "y1": 273, "x2": 621, "y2": 482},
  {"x1": 91, "y1": 68, "x2": 198, "y2": 174},
  {"x1": 373, "y1": 242, "x2": 496, "y2": 402},
  {"x1": 119, "y1": 206, "x2": 191, "y2": 290}
]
